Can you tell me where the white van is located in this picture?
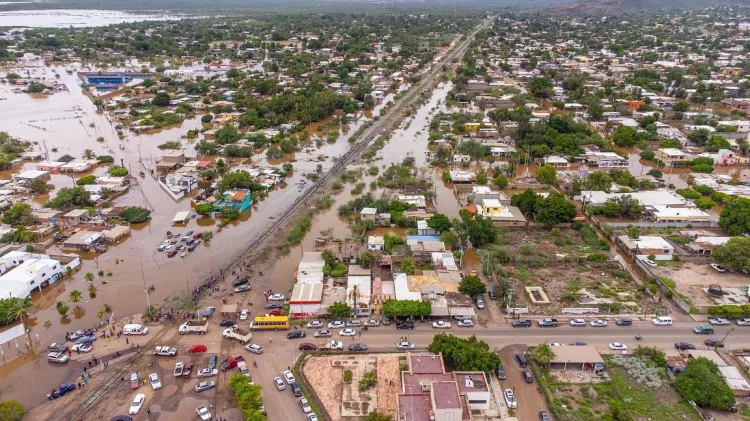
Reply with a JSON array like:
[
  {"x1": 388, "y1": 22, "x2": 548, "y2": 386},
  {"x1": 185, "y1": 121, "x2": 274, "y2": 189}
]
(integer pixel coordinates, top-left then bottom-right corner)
[
  {"x1": 123, "y1": 324, "x2": 150, "y2": 335},
  {"x1": 651, "y1": 316, "x2": 673, "y2": 326}
]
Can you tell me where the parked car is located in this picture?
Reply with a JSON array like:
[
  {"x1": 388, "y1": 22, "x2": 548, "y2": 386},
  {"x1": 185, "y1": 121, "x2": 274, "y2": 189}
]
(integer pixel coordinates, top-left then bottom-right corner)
[
  {"x1": 219, "y1": 319, "x2": 235, "y2": 327},
  {"x1": 522, "y1": 369, "x2": 534, "y2": 383},
  {"x1": 569, "y1": 318, "x2": 586, "y2": 327},
  {"x1": 188, "y1": 344, "x2": 207, "y2": 353},
  {"x1": 274, "y1": 377, "x2": 286, "y2": 391},
  {"x1": 50, "y1": 383, "x2": 76, "y2": 399},
  {"x1": 488, "y1": 290, "x2": 497, "y2": 300},
  {"x1": 615, "y1": 318, "x2": 632, "y2": 326},
  {"x1": 234, "y1": 285, "x2": 249, "y2": 293},
  {"x1": 339, "y1": 328, "x2": 356, "y2": 336},
  {"x1": 590, "y1": 319, "x2": 608, "y2": 327},
  {"x1": 327, "y1": 321, "x2": 345, "y2": 329},
  {"x1": 609, "y1": 343, "x2": 628, "y2": 351},
  {"x1": 196, "y1": 405, "x2": 211, "y2": 421},
  {"x1": 283, "y1": 370, "x2": 296, "y2": 384},
  {"x1": 539, "y1": 410, "x2": 552, "y2": 421},
  {"x1": 496, "y1": 364, "x2": 506, "y2": 380},
  {"x1": 693, "y1": 325, "x2": 714, "y2": 334},
  {"x1": 174, "y1": 362, "x2": 184, "y2": 377},
  {"x1": 75, "y1": 335, "x2": 97, "y2": 344},
  {"x1": 208, "y1": 355, "x2": 218, "y2": 370},
  {"x1": 674, "y1": 342, "x2": 696, "y2": 350},
  {"x1": 268, "y1": 294, "x2": 286, "y2": 301},
  {"x1": 130, "y1": 373, "x2": 139, "y2": 389},
  {"x1": 708, "y1": 318, "x2": 730, "y2": 326},
  {"x1": 643, "y1": 259, "x2": 658, "y2": 268},
  {"x1": 129, "y1": 394, "x2": 146, "y2": 415},
  {"x1": 313, "y1": 330, "x2": 331, "y2": 338},
  {"x1": 287, "y1": 331, "x2": 307, "y2": 339},
  {"x1": 704, "y1": 338, "x2": 725, "y2": 348},
  {"x1": 515, "y1": 353, "x2": 529, "y2": 367},
  {"x1": 569, "y1": 342, "x2": 588, "y2": 346},
  {"x1": 397, "y1": 341, "x2": 415, "y2": 350},
  {"x1": 710, "y1": 263, "x2": 726, "y2": 273},
  {"x1": 474, "y1": 295, "x2": 486, "y2": 309},
  {"x1": 240, "y1": 310, "x2": 249, "y2": 320},
  {"x1": 306, "y1": 320, "x2": 323, "y2": 329},
  {"x1": 48, "y1": 352, "x2": 69, "y2": 364},
  {"x1": 737, "y1": 318, "x2": 750, "y2": 326},
  {"x1": 299, "y1": 343, "x2": 317, "y2": 351},
  {"x1": 457, "y1": 319, "x2": 474, "y2": 328},
  {"x1": 504, "y1": 389, "x2": 517, "y2": 409},
  {"x1": 349, "y1": 343, "x2": 368, "y2": 351},
  {"x1": 149, "y1": 373, "x2": 161, "y2": 390},
  {"x1": 194, "y1": 381, "x2": 216, "y2": 392},
  {"x1": 182, "y1": 362, "x2": 194, "y2": 378},
  {"x1": 197, "y1": 368, "x2": 218, "y2": 378},
  {"x1": 512, "y1": 319, "x2": 532, "y2": 328},
  {"x1": 345, "y1": 320, "x2": 361, "y2": 327},
  {"x1": 396, "y1": 321, "x2": 415, "y2": 330},
  {"x1": 299, "y1": 397, "x2": 312, "y2": 414},
  {"x1": 153, "y1": 346, "x2": 177, "y2": 356},
  {"x1": 48, "y1": 343, "x2": 68, "y2": 353},
  {"x1": 290, "y1": 382, "x2": 303, "y2": 397},
  {"x1": 432, "y1": 320, "x2": 452, "y2": 329},
  {"x1": 71, "y1": 343, "x2": 92, "y2": 353},
  {"x1": 365, "y1": 319, "x2": 380, "y2": 326},
  {"x1": 246, "y1": 344, "x2": 263, "y2": 354}
]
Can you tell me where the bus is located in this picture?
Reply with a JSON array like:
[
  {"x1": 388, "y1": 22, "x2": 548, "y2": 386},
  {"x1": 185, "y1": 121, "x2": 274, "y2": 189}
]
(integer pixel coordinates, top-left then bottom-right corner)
[{"x1": 250, "y1": 315, "x2": 290, "y2": 331}]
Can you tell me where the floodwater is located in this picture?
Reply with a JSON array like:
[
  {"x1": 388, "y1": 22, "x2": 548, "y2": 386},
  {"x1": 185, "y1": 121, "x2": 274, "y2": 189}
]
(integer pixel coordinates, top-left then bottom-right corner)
[
  {"x1": 0, "y1": 9, "x2": 182, "y2": 28},
  {"x1": 0, "y1": 61, "x2": 384, "y2": 397}
]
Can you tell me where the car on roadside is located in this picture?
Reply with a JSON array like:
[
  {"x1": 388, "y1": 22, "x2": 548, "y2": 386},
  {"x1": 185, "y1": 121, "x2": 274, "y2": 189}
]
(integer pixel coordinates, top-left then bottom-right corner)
[
  {"x1": 675, "y1": 342, "x2": 696, "y2": 350},
  {"x1": 737, "y1": 318, "x2": 750, "y2": 326},
  {"x1": 710, "y1": 263, "x2": 726, "y2": 273},
  {"x1": 504, "y1": 389, "x2": 517, "y2": 409},
  {"x1": 299, "y1": 343, "x2": 317, "y2": 351},
  {"x1": 196, "y1": 405, "x2": 211, "y2": 421},
  {"x1": 71, "y1": 343, "x2": 93, "y2": 353},
  {"x1": 569, "y1": 342, "x2": 587, "y2": 346},
  {"x1": 273, "y1": 377, "x2": 286, "y2": 391},
  {"x1": 48, "y1": 343, "x2": 68, "y2": 353},
  {"x1": 149, "y1": 373, "x2": 161, "y2": 390},
  {"x1": 194, "y1": 381, "x2": 216, "y2": 392},
  {"x1": 129, "y1": 373, "x2": 140, "y2": 389},
  {"x1": 328, "y1": 321, "x2": 345, "y2": 329},
  {"x1": 345, "y1": 320, "x2": 362, "y2": 327},
  {"x1": 287, "y1": 331, "x2": 306, "y2": 339},
  {"x1": 488, "y1": 290, "x2": 497, "y2": 300},
  {"x1": 396, "y1": 321, "x2": 415, "y2": 330},
  {"x1": 197, "y1": 368, "x2": 218, "y2": 378},
  {"x1": 246, "y1": 344, "x2": 263, "y2": 354},
  {"x1": 349, "y1": 343, "x2": 368, "y2": 351},
  {"x1": 643, "y1": 259, "x2": 658, "y2": 268},
  {"x1": 50, "y1": 383, "x2": 76, "y2": 399},
  {"x1": 397, "y1": 341, "x2": 415, "y2": 350},
  {"x1": 268, "y1": 294, "x2": 286, "y2": 301},
  {"x1": 496, "y1": 363, "x2": 506, "y2": 380},
  {"x1": 219, "y1": 319, "x2": 235, "y2": 327},
  {"x1": 432, "y1": 320, "x2": 452, "y2": 329},
  {"x1": 240, "y1": 310, "x2": 249, "y2": 320},
  {"x1": 313, "y1": 330, "x2": 331, "y2": 338},
  {"x1": 705, "y1": 338, "x2": 725, "y2": 348},
  {"x1": 174, "y1": 362, "x2": 184, "y2": 377},
  {"x1": 291, "y1": 382, "x2": 303, "y2": 397},
  {"x1": 365, "y1": 319, "x2": 380, "y2": 327},
  {"x1": 283, "y1": 370, "x2": 296, "y2": 384},
  {"x1": 299, "y1": 397, "x2": 312, "y2": 414},
  {"x1": 457, "y1": 319, "x2": 474, "y2": 328},
  {"x1": 234, "y1": 285, "x2": 249, "y2": 293},
  {"x1": 129, "y1": 394, "x2": 146, "y2": 415},
  {"x1": 609, "y1": 342, "x2": 628, "y2": 351},
  {"x1": 522, "y1": 369, "x2": 534, "y2": 383},
  {"x1": 339, "y1": 328, "x2": 356, "y2": 336},
  {"x1": 307, "y1": 320, "x2": 323, "y2": 329},
  {"x1": 307, "y1": 414, "x2": 318, "y2": 421},
  {"x1": 709, "y1": 318, "x2": 730, "y2": 326},
  {"x1": 550, "y1": 343, "x2": 563, "y2": 347},
  {"x1": 615, "y1": 318, "x2": 633, "y2": 327},
  {"x1": 75, "y1": 335, "x2": 97, "y2": 344},
  {"x1": 188, "y1": 344, "x2": 207, "y2": 353},
  {"x1": 693, "y1": 325, "x2": 714, "y2": 335},
  {"x1": 569, "y1": 318, "x2": 586, "y2": 327},
  {"x1": 512, "y1": 319, "x2": 532, "y2": 328},
  {"x1": 590, "y1": 319, "x2": 608, "y2": 327},
  {"x1": 539, "y1": 410, "x2": 552, "y2": 421},
  {"x1": 48, "y1": 352, "x2": 69, "y2": 364},
  {"x1": 153, "y1": 346, "x2": 177, "y2": 356},
  {"x1": 474, "y1": 295, "x2": 486, "y2": 309},
  {"x1": 207, "y1": 355, "x2": 218, "y2": 371},
  {"x1": 182, "y1": 362, "x2": 194, "y2": 378},
  {"x1": 264, "y1": 302, "x2": 283, "y2": 310},
  {"x1": 515, "y1": 353, "x2": 529, "y2": 367}
]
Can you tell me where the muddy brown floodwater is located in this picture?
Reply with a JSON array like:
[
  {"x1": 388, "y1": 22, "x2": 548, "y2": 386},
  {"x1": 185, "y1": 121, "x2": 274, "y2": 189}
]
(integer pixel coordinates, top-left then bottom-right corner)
[{"x1": 0, "y1": 62, "x2": 391, "y2": 404}]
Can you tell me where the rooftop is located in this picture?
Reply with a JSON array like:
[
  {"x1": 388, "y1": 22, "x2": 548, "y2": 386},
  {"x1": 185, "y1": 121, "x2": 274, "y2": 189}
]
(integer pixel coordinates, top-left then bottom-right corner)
[
  {"x1": 432, "y1": 382, "x2": 462, "y2": 410},
  {"x1": 550, "y1": 345, "x2": 604, "y2": 365},
  {"x1": 410, "y1": 354, "x2": 444, "y2": 374}
]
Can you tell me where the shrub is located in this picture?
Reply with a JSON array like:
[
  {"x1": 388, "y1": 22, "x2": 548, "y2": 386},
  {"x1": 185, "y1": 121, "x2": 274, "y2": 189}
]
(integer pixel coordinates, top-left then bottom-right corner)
[{"x1": 343, "y1": 370, "x2": 353, "y2": 383}]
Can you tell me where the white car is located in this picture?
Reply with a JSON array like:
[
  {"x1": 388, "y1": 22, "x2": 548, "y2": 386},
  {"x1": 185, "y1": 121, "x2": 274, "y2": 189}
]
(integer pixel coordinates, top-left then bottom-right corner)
[
  {"x1": 283, "y1": 370, "x2": 296, "y2": 384},
  {"x1": 164, "y1": 245, "x2": 175, "y2": 252},
  {"x1": 197, "y1": 368, "x2": 218, "y2": 378},
  {"x1": 307, "y1": 414, "x2": 319, "y2": 421},
  {"x1": 149, "y1": 373, "x2": 161, "y2": 390},
  {"x1": 129, "y1": 394, "x2": 146, "y2": 415},
  {"x1": 71, "y1": 343, "x2": 92, "y2": 353},
  {"x1": 457, "y1": 319, "x2": 474, "y2": 328},
  {"x1": 569, "y1": 319, "x2": 586, "y2": 327},
  {"x1": 268, "y1": 294, "x2": 286, "y2": 301},
  {"x1": 339, "y1": 328, "x2": 356, "y2": 336},
  {"x1": 299, "y1": 397, "x2": 312, "y2": 414},
  {"x1": 643, "y1": 259, "x2": 657, "y2": 268},
  {"x1": 245, "y1": 344, "x2": 263, "y2": 354},
  {"x1": 345, "y1": 320, "x2": 361, "y2": 327},
  {"x1": 550, "y1": 343, "x2": 564, "y2": 347},
  {"x1": 710, "y1": 263, "x2": 726, "y2": 273},
  {"x1": 307, "y1": 320, "x2": 323, "y2": 329},
  {"x1": 609, "y1": 342, "x2": 628, "y2": 351},
  {"x1": 240, "y1": 309, "x2": 249, "y2": 320},
  {"x1": 709, "y1": 318, "x2": 730, "y2": 326},
  {"x1": 174, "y1": 362, "x2": 184, "y2": 377},
  {"x1": 196, "y1": 405, "x2": 211, "y2": 421},
  {"x1": 365, "y1": 319, "x2": 380, "y2": 326},
  {"x1": 737, "y1": 318, "x2": 750, "y2": 326},
  {"x1": 328, "y1": 321, "x2": 345, "y2": 329},
  {"x1": 504, "y1": 389, "x2": 517, "y2": 409},
  {"x1": 273, "y1": 376, "x2": 286, "y2": 391},
  {"x1": 397, "y1": 341, "x2": 415, "y2": 350},
  {"x1": 590, "y1": 319, "x2": 608, "y2": 327},
  {"x1": 432, "y1": 320, "x2": 452, "y2": 329}
]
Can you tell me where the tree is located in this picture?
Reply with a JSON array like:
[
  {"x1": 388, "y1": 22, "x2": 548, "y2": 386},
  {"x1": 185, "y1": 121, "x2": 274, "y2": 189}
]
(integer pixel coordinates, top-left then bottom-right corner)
[
  {"x1": 382, "y1": 300, "x2": 431, "y2": 317},
  {"x1": 215, "y1": 125, "x2": 241, "y2": 144},
  {"x1": 475, "y1": 168, "x2": 488, "y2": 185},
  {"x1": 535, "y1": 164, "x2": 557, "y2": 185},
  {"x1": 719, "y1": 197, "x2": 750, "y2": 235},
  {"x1": 195, "y1": 203, "x2": 214, "y2": 216},
  {"x1": 27, "y1": 83, "x2": 46, "y2": 93},
  {"x1": 455, "y1": 140, "x2": 488, "y2": 161},
  {"x1": 266, "y1": 147, "x2": 282, "y2": 159},
  {"x1": 441, "y1": 231, "x2": 459, "y2": 249},
  {"x1": 533, "y1": 343, "x2": 555, "y2": 367},
  {"x1": 364, "y1": 410, "x2": 393, "y2": 421},
  {"x1": 2, "y1": 203, "x2": 34, "y2": 227},
  {"x1": 356, "y1": 251, "x2": 375, "y2": 268},
  {"x1": 458, "y1": 275, "x2": 486, "y2": 297},
  {"x1": 584, "y1": 171, "x2": 613, "y2": 192},
  {"x1": 627, "y1": 225, "x2": 641, "y2": 239},
  {"x1": 328, "y1": 301, "x2": 351, "y2": 319},
  {"x1": 201, "y1": 114, "x2": 213, "y2": 123},
  {"x1": 109, "y1": 166, "x2": 128, "y2": 177},
  {"x1": 465, "y1": 215, "x2": 497, "y2": 247},
  {"x1": 428, "y1": 333, "x2": 501, "y2": 372},
  {"x1": 217, "y1": 171, "x2": 265, "y2": 193},
  {"x1": 81, "y1": 148, "x2": 96, "y2": 160},
  {"x1": 399, "y1": 257, "x2": 416, "y2": 275},
  {"x1": 706, "y1": 135, "x2": 731, "y2": 152},
  {"x1": 97, "y1": 155, "x2": 114, "y2": 163},
  {"x1": 688, "y1": 129, "x2": 710, "y2": 146},
  {"x1": 612, "y1": 125, "x2": 637, "y2": 147},
  {"x1": 694, "y1": 198, "x2": 715, "y2": 211},
  {"x1": 152, "y1": 92, "x2": 171, "y2": 107},
  {"x1": 529, "y1": 76, "x2": 552, "y2": 98},
  {"x1": 28, "y1": 178, "x2": 53, "y2": 194},
  {"x1": 427, "y1": 214, "x2": 452, "y2": 233},
  {"x1": 120, "y1": 206, "x2": 151, "y2": 223},
  {"x1": 673, "y1": 101, "x2": 690, "y2": 112},
  {"x1": 534, "y1": 194, "x2": 577, "y2": 228},
  {"x1": 0, "y1": 400, "x2": 25, "y2": 421},
  {"x1": 44, "y1": 187, "x2": 93, "y2": 210},
  {"x1": 55, "y1": 301, "x2": 69, "y2": 317},
  {"x1": 712, "y1": 237, "x2": 750, "y2": 272},
  {"x1": 228, "y1": 374, "x2": 266, "y2": 419},
  {"x1": 85, "y1": 272, "x2": 94, "y2": 282},
  {"x1": 674, "y1": 357, "x2": 735, "y2": 410},
  {"x1": 493, "y1": 174, "x2": 509, "y2": 189},
  {"x1": 68, "y1": 290, "x2": 82, "y2": 304}
]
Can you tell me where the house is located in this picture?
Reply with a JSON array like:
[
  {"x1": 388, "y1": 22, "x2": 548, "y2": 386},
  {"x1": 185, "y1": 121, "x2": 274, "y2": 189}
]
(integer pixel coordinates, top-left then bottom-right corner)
[
  {"x1": 296, "y1": 252, "x2": 325, "y2": 284},
  {"x1": 360, "y1": 207, "x2": 378, "y2": 221},
  {"x1": 655, "y1": 148, "x2": 688, "y2": 166},
  {"x1": 367, "y1": 235, "x2": 385, "y2": 252},
  {"x1": 288, "y1": 282, "x2": 324, "y2": 318},
  {"x1": 397, "y1": 195, "x2": 427, "y2": 209},
  {"x1": 577, "y1": 151, "x2": 628, "y2": 168},
  {"x1": 213, "y1": 190, "x2": 253, "y2": 213},
  {"x1": 171, "y1": 211, "x2": 191, "y2": 225},
  {"x1": 62, "y1": 230, "x2": 104, "y2": 251},
  {"x1": 544, "y1": 155, "x2": 570, "y2": 167},
  {"x1": 59, "y1": 160, "x2": 95, "y2": 173},
  {"x1": 63, "y1": 209, "x2": 90, "y2": 226},
  {"x1": 685, "y1": 236, "x2": 732, "y2": 255},
  {"x1": 477, "y1": 199, "x2": 506, "y2": 217},
  {"x1": 463, "y1": 122, "x2": 481, "y2": 132},
  {"x1": 715, "y1": 149, "x2": 737, "y2": 166},
  {"x1": 156, "y1": 150, "x2": 186, "y2": 173},
  {"x1": 549, "y1": 345, "x2": 605, "y2": 371},
  {"x1": 0, "y1": 257, "x2": 64, "y2": 299},
  {"x1": 617, "y1": 235, "x2": 674, "y2": 260},
  {"x1": 416, "y1": 220, "x2": 438, "y2": 236},
  {"x1": 103, "y1": 225, "x2": 131, "y2": 242},
  {"x1": 448, "y1": 170, "x2": 474, "y2": 183},
  {"x1": 13, "y1": 170, "x2": 50, "y2": 183},
  {"x1": 346, "y1": 265, "x2": 372, "y2": 316}
]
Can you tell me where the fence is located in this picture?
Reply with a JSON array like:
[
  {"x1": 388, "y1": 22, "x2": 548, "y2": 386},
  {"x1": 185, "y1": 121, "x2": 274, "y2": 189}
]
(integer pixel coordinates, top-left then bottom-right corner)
[
  {"x1": 562, "y1": 308, "x2": 600, "y2": 314},
  {"x1": 506, "y1": 307, "x2": 529, "y2": 314},
  {"x1": 634, "y1": 259, "x2": 697, "y2": 314}
]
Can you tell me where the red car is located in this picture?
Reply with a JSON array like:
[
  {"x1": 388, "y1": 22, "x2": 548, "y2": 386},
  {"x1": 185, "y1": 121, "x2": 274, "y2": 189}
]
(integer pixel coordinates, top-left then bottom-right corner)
[
  {"x1": 188, "y1": 344, "x2": 207, "y2": 353},
  {"x1": 268, "y1": 308, "x2": 283, "y2": 316},
  {"x1": 182, "y1": 362, "x2": 194, "y2": 378}
]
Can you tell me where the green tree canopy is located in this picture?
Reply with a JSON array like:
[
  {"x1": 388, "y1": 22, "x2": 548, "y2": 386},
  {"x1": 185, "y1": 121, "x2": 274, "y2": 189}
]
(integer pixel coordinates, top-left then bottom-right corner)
[
  {"x1": 705, "y1": 135, "x2": 730, "y2": 152},
  {"x1": 529, "y1": 76, "x2": 552, "y2": 98},
  {"x1": 533, "y1": 343, "x2": 555, "y2": 366},
  {"x1": 228, "y1": 374, "x2": 266, "y2": 420},
  {"x1": 612, "y1": 125, "x2": 637, "y2": 147},
  {"x1": 427, "y1": 214, "x2": 452, "y2": 233},
  {"x1": 328, "y1": 301, "x2": 352, "y2": 319},
  {"x1": 719, "y1": 197, "x2": 750, "y2": 235},
  {"x1": 674, "y1": 357, "x2": 735, "y2": 410},
  {"x1": 428, "y1": 333, "x2": 501, "y2": 373},
  {"x1": 0, "y1": 400, "x2": 25, "y2": 421},
  {"x1": 217, "y1": 171, "x2": 265, "y2": 194},
  {"x1": 382, "y1": 299, "x2": 431, "y2": 317},
  {"x1": 458, "y1": 275, "x2": 486, "y2": 297},
  {"x1": 44, "y1": 187, "x2": 93, "y2": 210},
  {"x1": 712, "y1": 237, "x2": 750, "y2": 272},
  {"x1": 2, "y1": 203, "x2": 34, "y2": 227},
  {"x1": 535, "y1": 164, "x2": 557, "y2": 185},
  {"x1": 120, "y1": 206, "x2": 151, "y2": 223}
]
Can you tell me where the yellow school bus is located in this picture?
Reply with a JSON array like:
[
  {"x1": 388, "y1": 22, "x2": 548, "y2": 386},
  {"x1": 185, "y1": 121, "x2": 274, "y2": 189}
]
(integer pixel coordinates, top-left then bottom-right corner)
[{"x1": 250, "y1": 315, "x2": 290, "y2": 331}]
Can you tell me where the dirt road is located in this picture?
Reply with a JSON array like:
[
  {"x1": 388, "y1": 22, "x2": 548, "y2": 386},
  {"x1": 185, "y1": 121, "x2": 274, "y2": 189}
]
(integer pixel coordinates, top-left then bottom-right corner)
[{"x1": 497, "y1": 344, "x2": 549, "y2": 420}]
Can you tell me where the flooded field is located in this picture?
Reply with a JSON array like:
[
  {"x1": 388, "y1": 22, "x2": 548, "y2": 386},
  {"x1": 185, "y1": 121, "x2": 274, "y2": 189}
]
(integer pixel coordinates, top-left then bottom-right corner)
[{"x1": 0, "y1": 9, "x2": 182, "y2": 28}]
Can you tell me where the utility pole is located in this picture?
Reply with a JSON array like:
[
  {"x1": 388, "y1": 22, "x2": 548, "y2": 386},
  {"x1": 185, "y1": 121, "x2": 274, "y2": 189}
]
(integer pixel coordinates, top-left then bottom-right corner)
[{"x1": 139, "y1": 256, "x2": 151, "y2": 311}]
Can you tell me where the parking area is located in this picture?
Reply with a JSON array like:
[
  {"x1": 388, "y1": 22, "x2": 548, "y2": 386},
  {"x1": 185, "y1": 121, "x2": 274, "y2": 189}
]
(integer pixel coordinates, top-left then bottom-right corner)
[{"x1": 496, "y1": 344, "x2": 549, "y2": 420}]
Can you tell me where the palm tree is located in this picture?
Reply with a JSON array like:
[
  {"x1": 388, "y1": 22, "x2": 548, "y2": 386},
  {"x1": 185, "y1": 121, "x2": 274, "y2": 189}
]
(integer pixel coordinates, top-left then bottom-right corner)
[
  {"x1": 6, "y1": 298, "x2": 33, "y2": 344},
  {"x1": 96, "y1": 309, "x2": 105, "y2": 322},
  {"x1": 84, "y1": 272, "x2": 94, "y2": 282},
  {"x1": 68, "y1": 290, "x2": 82, "y2": 304},
  {"x1": 533, "y1": 342, "x2": 555, "y2": 368},
  {"x1": 88, "y1": 285, "x2": 97, "y2": 299},
  {"x1": 82, "y1": 149, "x2": 96, "y2": 160},
  {"x1": 348, "y1": 284, "x2": 359, "y2": 316},
  {"x1": 103, "y1": 303, "x2": 112, "y2": 314}
]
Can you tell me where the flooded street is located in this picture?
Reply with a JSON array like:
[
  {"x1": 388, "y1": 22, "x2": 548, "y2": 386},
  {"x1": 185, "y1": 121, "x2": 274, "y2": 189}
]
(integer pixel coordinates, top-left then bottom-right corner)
[{"x1": 0, "y1": 9, "x2": 182, "y2": 28}]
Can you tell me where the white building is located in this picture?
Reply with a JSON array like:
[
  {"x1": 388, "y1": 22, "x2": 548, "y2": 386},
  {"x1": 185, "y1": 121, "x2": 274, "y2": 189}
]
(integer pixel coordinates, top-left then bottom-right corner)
[
  {"x1": 0, "y1": 258, "x2": 64, "y2": 299},
  {"x1": 367, "y1": 235, "x2": 385, "y2": 252}
]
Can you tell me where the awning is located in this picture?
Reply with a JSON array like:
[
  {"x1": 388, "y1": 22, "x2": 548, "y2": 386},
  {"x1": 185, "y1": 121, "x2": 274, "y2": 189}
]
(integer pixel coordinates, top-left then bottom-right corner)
[
  {"x1": 448, "y1": 307, "x2": 477, "y2": 318},
  {"x1": 172, "y1": 211, "x2": 191, "y2": 223}
]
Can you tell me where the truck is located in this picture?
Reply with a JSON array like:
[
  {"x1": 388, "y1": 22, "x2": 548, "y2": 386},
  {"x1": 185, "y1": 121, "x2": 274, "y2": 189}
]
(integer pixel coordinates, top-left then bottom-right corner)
[
  {"x1": 179, "y1": 320, "x2": 208, "y2": 335},
  {"x1": 223, "y1": 326, "x2": 253, "y2": 344},
  {"x1": 319, "y1": 340, "x2": 344, "y2": 350},
  {"x1": 237, "y1": 361, "x2": 250, "y2": 377},
  {"x1": 537, "y1": 318, "x2": 559, "y2": 327}
]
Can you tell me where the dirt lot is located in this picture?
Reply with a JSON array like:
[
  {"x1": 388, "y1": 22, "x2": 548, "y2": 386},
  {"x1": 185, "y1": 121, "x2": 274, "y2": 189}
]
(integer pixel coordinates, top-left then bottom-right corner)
[
  {"x1": 653, "y1": 262, "x2": 750, "y2": 307},
  {"x1": 487, "y1": 228, "x2": 643, "y2": 315},
  {"x1": 497, "y1": 344, "x2": 549, "y2": 420}
]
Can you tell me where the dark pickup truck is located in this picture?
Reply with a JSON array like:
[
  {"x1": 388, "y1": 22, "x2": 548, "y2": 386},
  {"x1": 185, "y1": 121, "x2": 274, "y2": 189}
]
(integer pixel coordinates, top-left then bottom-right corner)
[
  {"x1": 537, "y1": 318, "x2": 559, "y2": 327},
  {"x1": 511, "y1": 319, "x2": 532, "y2": 328},
  {"x1": 233, "y1": 277, "x2": 249, "y2": 287}
]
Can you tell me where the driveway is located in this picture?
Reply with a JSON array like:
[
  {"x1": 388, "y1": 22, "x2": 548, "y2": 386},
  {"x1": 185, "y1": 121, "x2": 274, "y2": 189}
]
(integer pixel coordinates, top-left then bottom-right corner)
[{"x1": 496, "y1": 344, "x2": 548, "y2": 420}]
